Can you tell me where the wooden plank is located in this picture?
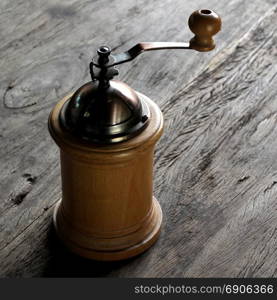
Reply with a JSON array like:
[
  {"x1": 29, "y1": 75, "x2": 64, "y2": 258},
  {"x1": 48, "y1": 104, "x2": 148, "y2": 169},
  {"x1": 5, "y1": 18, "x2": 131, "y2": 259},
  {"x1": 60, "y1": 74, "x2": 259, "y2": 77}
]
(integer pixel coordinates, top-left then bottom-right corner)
[
  {"x1": 0, "y1": 0, "x2": 276, "y2": 277},
  {"x1": 113, "y1": 6, "x2": 277, "y2": 277}
]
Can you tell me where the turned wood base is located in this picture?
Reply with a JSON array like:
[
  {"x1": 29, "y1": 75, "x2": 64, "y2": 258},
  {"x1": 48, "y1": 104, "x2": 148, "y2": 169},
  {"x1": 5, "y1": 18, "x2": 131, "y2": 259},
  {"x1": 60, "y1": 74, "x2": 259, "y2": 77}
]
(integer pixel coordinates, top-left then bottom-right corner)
[{"x1": 53, "y1": 197, "x2": 162, "y2": 261}]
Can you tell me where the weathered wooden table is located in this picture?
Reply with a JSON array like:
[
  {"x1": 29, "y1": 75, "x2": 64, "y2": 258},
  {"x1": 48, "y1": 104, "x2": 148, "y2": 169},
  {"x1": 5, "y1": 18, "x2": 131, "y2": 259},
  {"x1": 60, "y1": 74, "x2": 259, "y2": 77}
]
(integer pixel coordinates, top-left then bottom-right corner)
[{"x1": 1, "y1": 0, "x2": 277, "y2": 277}]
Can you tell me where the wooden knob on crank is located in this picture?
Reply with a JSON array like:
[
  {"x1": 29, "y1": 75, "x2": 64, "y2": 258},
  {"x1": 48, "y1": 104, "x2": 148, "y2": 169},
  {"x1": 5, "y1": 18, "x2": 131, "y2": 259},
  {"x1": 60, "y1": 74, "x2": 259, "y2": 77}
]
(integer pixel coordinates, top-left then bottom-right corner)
[{"x1": 188, "y1": 9, "x2": 221, "y2": 51}]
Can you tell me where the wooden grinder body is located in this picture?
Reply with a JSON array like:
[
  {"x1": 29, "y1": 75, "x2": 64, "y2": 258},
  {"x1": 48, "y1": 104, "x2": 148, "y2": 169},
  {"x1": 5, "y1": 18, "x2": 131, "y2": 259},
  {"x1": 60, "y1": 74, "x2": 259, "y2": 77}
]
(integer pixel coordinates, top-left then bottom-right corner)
[
  {"x1": 48, "y1": 92, "x2": 163, "y2": 261},
  {"x1": 47, "y1": 8, "x2": 221, "y2": 261}
]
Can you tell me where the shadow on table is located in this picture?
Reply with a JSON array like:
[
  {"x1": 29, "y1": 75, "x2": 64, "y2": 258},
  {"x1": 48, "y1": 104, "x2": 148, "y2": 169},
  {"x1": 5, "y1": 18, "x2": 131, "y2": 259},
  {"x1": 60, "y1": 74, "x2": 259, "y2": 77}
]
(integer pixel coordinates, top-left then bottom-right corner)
[{"x1": 42, "y1": 224, "x2": 137, "y2": 277}]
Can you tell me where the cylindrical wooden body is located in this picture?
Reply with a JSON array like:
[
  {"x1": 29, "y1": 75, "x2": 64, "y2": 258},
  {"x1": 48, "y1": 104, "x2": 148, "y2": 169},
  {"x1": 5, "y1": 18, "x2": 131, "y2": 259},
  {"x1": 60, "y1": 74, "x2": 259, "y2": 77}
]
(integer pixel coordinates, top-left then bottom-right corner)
[{"x1": 48, "y1": 92, "x2": 163, "y2": 261}]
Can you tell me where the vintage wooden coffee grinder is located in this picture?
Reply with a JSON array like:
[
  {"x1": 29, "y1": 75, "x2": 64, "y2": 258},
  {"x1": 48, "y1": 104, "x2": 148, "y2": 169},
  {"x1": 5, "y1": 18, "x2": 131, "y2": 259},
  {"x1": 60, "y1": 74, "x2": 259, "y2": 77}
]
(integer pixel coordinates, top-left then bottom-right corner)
[{"x1": 48, "y1": 9, "x2": 221, "y2": 261}]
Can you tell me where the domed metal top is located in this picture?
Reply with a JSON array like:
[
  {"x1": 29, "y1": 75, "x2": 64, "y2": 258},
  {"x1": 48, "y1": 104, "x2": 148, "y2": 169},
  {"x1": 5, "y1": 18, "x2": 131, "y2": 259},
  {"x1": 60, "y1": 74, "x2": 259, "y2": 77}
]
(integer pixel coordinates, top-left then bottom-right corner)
[
  {"x1": 59, "y1": 79, "x2": 150, "y2": 144},
  {"x1": 58, "y1": 12, "x2": 222, "y2": 144}
]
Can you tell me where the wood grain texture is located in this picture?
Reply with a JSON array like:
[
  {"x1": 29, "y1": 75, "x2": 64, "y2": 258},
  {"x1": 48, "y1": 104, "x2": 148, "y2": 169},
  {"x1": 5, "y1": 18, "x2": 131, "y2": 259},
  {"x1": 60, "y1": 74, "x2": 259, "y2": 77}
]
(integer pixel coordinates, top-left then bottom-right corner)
[{"x1": 0, "y1": 0, "x2": 277, "y2": 277}]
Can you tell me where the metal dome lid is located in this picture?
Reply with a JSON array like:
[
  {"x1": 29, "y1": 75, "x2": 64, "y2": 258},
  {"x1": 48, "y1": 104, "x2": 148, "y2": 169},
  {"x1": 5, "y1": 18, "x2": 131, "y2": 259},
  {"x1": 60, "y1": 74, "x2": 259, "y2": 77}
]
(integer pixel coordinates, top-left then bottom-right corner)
[
  {"x1": 59, "y1": 46, "x2": 150, "y2": 144},
  {"x1": 59, "y1": 80, "x2": 149, "y2": 144}
]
